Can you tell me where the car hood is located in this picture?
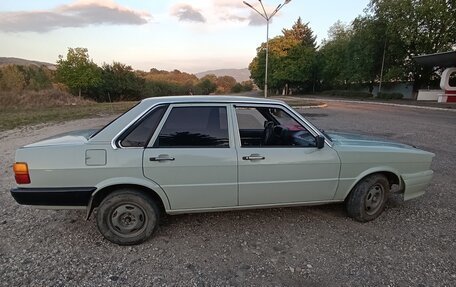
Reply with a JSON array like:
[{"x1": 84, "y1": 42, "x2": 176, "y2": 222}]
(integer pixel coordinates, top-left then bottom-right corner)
[
  {"x1": 23, "y1": 129, "x2": 98, "y2": 148},
  {"x1": 327, "y1": 132, "x2": 416, "y2": 150}
]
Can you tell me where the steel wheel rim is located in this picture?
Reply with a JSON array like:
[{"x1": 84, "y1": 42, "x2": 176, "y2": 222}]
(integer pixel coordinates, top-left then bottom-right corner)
[
  {"x1": 108, "y1": 203, "x2": 148, "y2": 237},
  {"x1": 365, "y1": 184, "x2": 384, "y2": 215}
]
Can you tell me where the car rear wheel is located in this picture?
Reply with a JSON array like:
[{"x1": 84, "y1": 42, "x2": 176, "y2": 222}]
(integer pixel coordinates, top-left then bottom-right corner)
[
  {"x1": 96, "y1": 189, "x2": 159, "y2": 245},
  {"x1": 345, "y1": 174, "x2": 389, "y2": 222}
]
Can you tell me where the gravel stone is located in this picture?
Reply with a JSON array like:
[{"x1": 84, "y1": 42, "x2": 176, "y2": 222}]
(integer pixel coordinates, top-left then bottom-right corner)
[{"x1": 1, "y1": 102, "x2": 455, "y2": 286}]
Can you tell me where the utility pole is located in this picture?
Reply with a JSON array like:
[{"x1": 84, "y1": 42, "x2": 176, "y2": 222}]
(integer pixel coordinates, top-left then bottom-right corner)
[{"x1": 243, "y1": 0, "x2": 291, "y2": 98}]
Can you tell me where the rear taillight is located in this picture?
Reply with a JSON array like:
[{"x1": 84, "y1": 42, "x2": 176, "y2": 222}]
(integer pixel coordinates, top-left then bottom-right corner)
[{"x1": 13, "y1": 162, "x2": 31, "y2": 184}]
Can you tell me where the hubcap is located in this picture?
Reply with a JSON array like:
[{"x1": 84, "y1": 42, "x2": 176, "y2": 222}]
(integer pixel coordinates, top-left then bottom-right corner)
[
  {"x1": 109, "y1": 203, "x2": 147, "y2": 237},
  {"x1": 365, "y1": 184, "x2": 384, "y2": 215}
]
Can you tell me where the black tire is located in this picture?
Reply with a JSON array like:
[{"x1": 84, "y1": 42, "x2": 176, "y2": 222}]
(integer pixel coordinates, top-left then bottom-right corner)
[
  {"x1": 345, "y1": 174, "x2": 389, "y2": 222},
  {"x1": 96, "y1": 189, "x2": 160, "y2": 245}
]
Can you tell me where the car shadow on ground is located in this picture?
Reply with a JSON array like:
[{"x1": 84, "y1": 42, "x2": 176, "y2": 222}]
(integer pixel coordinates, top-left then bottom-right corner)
[
  {"x1": 59, "y1": 194, "x2": 407, "y2": 245},
  {"x1": 159, "y1": 203, "x2": 348, "y2": 230}
]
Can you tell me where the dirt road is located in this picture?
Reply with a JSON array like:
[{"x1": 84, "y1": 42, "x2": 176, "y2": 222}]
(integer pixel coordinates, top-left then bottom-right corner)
[{"x1": 1, "y1": 101, "x2": 455, "y2": 286}]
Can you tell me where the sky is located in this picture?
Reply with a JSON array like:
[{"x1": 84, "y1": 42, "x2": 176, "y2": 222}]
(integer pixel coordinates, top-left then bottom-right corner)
[{"x1": 0, "y1": 0, "x2": 370, "y2": 73}]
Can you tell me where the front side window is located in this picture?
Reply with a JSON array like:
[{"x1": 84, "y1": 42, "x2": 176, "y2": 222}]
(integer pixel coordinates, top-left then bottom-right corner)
[
  {"x1": 154, "y1": 106, "x2": 229, "y2": 148},
  {"x1": 236, "y1": 106, "x2": 316, "y2": 147}
]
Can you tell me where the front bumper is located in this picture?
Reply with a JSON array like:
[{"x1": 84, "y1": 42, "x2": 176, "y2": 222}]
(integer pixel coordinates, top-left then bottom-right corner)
[
  {"x1": 10, "y1": 187, "x2": 96, "y2": 206},
  {"x1": 402, "y1": 170, "x2": 434, "y2": 201}
]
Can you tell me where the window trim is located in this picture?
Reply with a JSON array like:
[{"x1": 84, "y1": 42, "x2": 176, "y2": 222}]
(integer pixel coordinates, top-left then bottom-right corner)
[
  {"x1": 146, "y1": 103, "x2": 234, "y2": 149},
  {"x1": 233, "y1": 104, "x2": 320, "y2": 149},
  {"x1": 110, "y1": 100, "x2": 332, "y2": 150},
  {"x1": 113, "y1": 104, "x2": 169, "y2": 149},
  {"x1": 116, "y1": 104, "x2": 169, "y2": 149}
]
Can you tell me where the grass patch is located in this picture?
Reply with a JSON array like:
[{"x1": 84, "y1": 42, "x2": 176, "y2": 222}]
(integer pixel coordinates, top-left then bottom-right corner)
[
  {"x1": 0, "y1": 102, "x2": 136, "y2": 132},
  {"x1": 0, "y1": 89, "x2": 93, "y2": 109}
]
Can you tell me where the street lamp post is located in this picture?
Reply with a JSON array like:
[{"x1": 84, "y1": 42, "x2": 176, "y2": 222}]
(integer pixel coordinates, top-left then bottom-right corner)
[{"x1": 243, "y1": 0, "x2": 291, "y2": 98}]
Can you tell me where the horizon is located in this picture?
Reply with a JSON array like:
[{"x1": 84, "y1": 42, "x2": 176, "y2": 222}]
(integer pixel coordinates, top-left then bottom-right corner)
[
  {"x1": 0, "y1": 56, "x2": 251, "y2": 76},
  {"x1": 0, "y1": 0, "x2": 369, "y2": 73}
]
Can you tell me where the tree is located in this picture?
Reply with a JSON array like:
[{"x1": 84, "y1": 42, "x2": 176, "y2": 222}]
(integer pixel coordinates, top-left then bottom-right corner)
[
  {"x1": 282, "y1": 17, "x2": 317, "y2": 48},
  {"x1": 319, "y1": 15, "x2": 412, "y2": 91},
  {"x1": 99, "y1": 62, "x2": 144, "y2": 101},
  {"x1": 279, "y1": 49, "x2": 316, "y2": 93},
  {"x1": 25, "y1": 66, "x2": 53, "y2": 91},
  {"x1": 249, "y1": 18, "x2": 318, "y2": 94},
  {"x1": 56, "y1": 48, "x2": 102, "y2": 98},
  {"x1": 0, "y1": 65, "x2": 26, "y2": 92},
  {"x1": 319, "y1": 21, "x2": 352, "y2": 89},
  {"x1": 215, "y1": 76, "x2": 237, "y2": 93},
  {"x1": 349, "y1": 17, "x2": 385, "y2": 87},
  {"x1": 370, "y1": 0, "x2": 456, "y2": 89},
  {"x1": 196, "y1": 75, "x2": 217, "y2": 95},
  {"x1": 0, "y1": 64, "x2": 54, "y2": 93},
  {"x1": 241, "y1": 80, "x2": 254, "y2": 92}
]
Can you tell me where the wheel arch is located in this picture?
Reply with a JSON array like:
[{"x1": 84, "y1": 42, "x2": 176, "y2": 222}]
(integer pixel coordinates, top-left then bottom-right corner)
[
  {"x1": 85, "y1": 177, "x2": 171, "y2": 220},
  {"x1": 339, "y1": 167, "x2": 402, "y2": 200}
]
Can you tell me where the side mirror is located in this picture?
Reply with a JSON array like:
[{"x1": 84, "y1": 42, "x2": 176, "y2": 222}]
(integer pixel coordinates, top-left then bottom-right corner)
[{"x1": 316, "y1": 135, "x2": 325, "y2": 149}]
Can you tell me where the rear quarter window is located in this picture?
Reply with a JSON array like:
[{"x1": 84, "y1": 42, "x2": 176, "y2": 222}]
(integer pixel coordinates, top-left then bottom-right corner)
[{"x1": 119, "y1": 105, "x2": 167, "y2": 147}]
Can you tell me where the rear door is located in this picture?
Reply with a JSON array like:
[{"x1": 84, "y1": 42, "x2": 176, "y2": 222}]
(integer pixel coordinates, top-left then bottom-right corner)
[{"x1": 142, "y1": 104, "x2": 238, "y2": 210}]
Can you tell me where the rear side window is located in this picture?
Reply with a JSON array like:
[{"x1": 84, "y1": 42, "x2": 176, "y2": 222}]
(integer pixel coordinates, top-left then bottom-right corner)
[
  {"x1": 120, "y1": 106, "x2": 167, "y2": 147},
  {"x1": 154, "y1": 106, "x2": 229, "y2": 148}
]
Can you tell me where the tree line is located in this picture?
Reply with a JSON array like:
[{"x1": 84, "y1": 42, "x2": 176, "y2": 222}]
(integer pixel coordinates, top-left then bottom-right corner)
[
  {"x1": 0, "y1": 64, "x2": 54, "y2": 92},
  {"x1": 0, "y1": 48, "x2": 253, "y2": 102},
  {"x1": 249, "y1": 0, "x2": 455, "y2": 96}
]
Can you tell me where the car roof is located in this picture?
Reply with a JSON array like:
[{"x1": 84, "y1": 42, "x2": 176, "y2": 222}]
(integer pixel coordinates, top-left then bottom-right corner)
[
  {"x1": 140, "y1": 95, "x2": 285, "y2": 105},
  {"x1": 90, "y1": 95, "x2": 290, "y2": 143}
]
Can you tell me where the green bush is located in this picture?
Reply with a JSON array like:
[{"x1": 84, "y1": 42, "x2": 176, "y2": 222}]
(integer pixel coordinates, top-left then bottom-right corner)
[
  {"x1": 320, "y1": 90, "x2": 373, "y2": 98},
  {"x1": 376, "y1": 92, "x2": 403, "y2": 99}
]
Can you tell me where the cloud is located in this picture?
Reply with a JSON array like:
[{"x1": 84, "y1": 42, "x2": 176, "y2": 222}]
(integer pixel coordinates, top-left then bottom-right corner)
[
  {"x1": 247, "y1": 12, "x2": 268, "y2": 26},
  {"x1": 220, "y1": 13, "x2": 268, "y2": 26},
  {"x1": 171, "y1": 4, "x2": 206, "y2": 23},
  {"x1": 210, "y1": 0, "x2": 278, "y2": 27},
  {"x1": 0, "y1": 0, "x2": 151, "y2": 33},
  {"x1": 169, "y1": 1, "x2": 279, "y2": 27},
  {"x1": 212, "y1": 0, "x2": 244, "y2": 9}
]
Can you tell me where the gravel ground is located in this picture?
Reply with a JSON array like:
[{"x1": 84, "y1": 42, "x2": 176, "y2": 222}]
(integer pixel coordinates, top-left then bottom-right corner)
[{"x1": 0, "y1": 101, "x2": 455, "y2": 286}]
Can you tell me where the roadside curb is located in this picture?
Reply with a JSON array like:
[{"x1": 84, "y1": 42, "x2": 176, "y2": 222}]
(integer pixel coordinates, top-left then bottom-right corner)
[
  {"x1": 290, "y1": 103, "x2": 328, "y2": 109},
  {"x1": 309, "y1": 98, "x2": 456, "y2": 112}
]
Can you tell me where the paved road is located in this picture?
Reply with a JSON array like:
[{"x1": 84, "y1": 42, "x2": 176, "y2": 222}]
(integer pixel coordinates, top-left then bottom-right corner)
[{"x1": 0, "y1": 101, "x2": 455, "y2": 286}]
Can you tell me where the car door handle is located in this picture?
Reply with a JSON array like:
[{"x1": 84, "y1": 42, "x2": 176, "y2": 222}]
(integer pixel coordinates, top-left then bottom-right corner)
[
  {"x1": 150, "y1": 155, "x2": 175, "y2": 162},
  {"x1": 242, "y1": 154, "x2": 265, "y2": 161}
]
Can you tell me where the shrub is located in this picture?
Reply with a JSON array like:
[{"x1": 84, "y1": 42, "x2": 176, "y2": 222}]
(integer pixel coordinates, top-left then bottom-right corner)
[
  {"x1": 320, "y1": 90, "x2": 373, "y2": 98},
  {"x1": 376, "y1": 92, "x2": 403, "y2": 99}
]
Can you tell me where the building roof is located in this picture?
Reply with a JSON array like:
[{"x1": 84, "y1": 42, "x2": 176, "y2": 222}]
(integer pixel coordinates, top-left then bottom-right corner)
[{"x1": 413, "y1": 51, "x2": 456, "y2": 68}]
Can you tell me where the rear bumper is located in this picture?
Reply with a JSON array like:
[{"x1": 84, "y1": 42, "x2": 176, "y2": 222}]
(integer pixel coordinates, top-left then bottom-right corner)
[
  {"x1": 10, "y1": 187, "x2": 96, "y2": 206},
  {"x1": 402, "y1": 170, "x2": 433, "y2": 201}
]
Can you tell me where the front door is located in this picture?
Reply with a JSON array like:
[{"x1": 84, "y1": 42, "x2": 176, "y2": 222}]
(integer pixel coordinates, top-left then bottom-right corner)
[
  {"x1": 234, "y1": 105, "x2": 340, "y2": 206},
  {"x1": 143, "y1": 104, "x2": 238, "y2": 210}
]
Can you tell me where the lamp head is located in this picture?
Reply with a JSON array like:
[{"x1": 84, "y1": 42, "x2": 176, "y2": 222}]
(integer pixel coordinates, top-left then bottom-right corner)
[{"x1": 243, "y1": 1, "x2": 254, "y2": 8}]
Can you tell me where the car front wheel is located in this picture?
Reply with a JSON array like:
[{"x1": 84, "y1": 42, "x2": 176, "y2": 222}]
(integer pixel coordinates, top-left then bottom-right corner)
[
  {"x1": 345, "y1": 174, "x2": 389, "y2": 222},
  {"x1": 96, "y1": 189, "x2": 160, "y2": 245}
]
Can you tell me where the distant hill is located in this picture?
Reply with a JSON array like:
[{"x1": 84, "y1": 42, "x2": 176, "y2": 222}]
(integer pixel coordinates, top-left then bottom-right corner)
[
  {"x1": 0, "y1": 57, "x2": 56, "y2": 70},
  {"x1": 195, "y1": 68, "x2": 251, "y2": 83}
]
